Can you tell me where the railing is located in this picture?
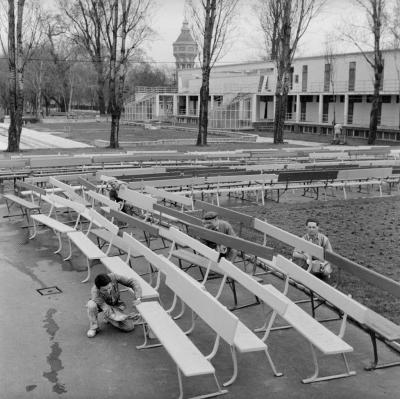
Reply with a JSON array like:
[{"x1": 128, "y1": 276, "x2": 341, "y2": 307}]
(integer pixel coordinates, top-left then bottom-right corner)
[
  {"x1": 135, "y1": 86, "x2": 178, "y2": 94},
  {"x1": 292, "y1": 79, "x2": 400, "y2": 93}
]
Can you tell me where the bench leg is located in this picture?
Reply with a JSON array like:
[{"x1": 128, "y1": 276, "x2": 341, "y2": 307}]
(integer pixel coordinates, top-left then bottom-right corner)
[
  {"x1": 63, "y1": 238, "x2": 73, "y2": 261},
  {"x1": 136, "y1": 323, "x2": 162, "y2": 350},
  {"x1": 365, "y1": 331, "x2": 400, "y2": 370},
  {"x1": 29, "y1": 217, "x2": 39, "y2": 240},
  {"x1": 51, "y1": 231, "x2": 63, "y2": 254},
  {"x1": 177, "y1": 367, "x2": 228, "y2": 399},
  {"x1": 223, "y1": 346, "x2": 238, "y2": 387},
  {"x1": 81, "y1": 258, "x2": 92, "y2": 283},
  {"x1": 302, "y1": 343, "x2": 356, "y2": 384}
]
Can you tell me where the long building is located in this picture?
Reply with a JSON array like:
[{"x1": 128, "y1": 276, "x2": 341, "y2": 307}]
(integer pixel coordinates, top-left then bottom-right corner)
[{"x1": 124, "y1": 43, "x2": 400, "y2": 142}]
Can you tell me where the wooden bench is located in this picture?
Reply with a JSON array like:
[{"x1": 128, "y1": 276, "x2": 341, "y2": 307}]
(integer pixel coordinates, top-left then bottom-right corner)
[
  {"x1": 48, "y1": 176, "x2": 90, "y2": 205},
  {"x1": 85, "y1": 189, "x2": 120, "y2": 214},
  {"x1": 186, "y1": 223, "x2": 274, "y2": 277},
  {"x1": 162, "y1": 255, "x2": 283, "y2": 387},
  {"x1": 144, "y1": 185, "x2": 194, "y2": 211},
  {"x1": 153, "y1": 204, "x2": 203, "y2": 231},
  {"x1": 160, "y1": 226, "x2": 261, "y2": 310},
  {"x1": 29, "y1": 195, "x2": 84, "y2": 254},
  {"x1": 135, "y1": 300, "x2": 227, "y2": 399},
  {"x1": 325, "y1": 250, "x2": 400, "y2": 370},
  {"x1": 194, "y1": 199, "x2": 254, "y2": 236},
  {"x1": 109, "y1": 209, "x2": 167, "y2": 251},
  {"x1": 218, "y1": 258, "x2": 355, "y2": 384},
  {"x1": 2, "y1": 193, "x2": 41, "y2": 224},
  {"x1": 274, "y1": 255, "x2": 400, "y2": 371},
  {"x1": 65, "y1": 208, "x2": 118, "y2": 282}
]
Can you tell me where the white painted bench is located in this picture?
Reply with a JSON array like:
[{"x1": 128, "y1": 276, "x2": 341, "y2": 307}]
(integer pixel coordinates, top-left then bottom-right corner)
[
  {"x1": 85, "y1": 189, "x2": 120, "y2": 214},
  {"x1": 144, "y1": 185, "x2": 194, "y2": 211},
  {"x1": 135, "y1": 300, "x2": 227, "y2": 399},
  {"x1": 163, "y1": 256, "x2": 283, "y2": 387},
  {"x1": 274, "y1": 255, "x2": 400, "y2": 370},
  {"x1": 218, "y1": 258, "x2": 355, "y2": 384},
  {"x1": 160, "y1": 226, "x2": 261, "y2": 310},
  {"x1": 3, "y1": 193, "x2": 41, "y2": 225},
  {"x1": 29, "y1": 195, "x2": 86, "y2": 254},
  {"x1": 49, "y1": 176, "x2": 90, "y2": 206},
  {"x1": 65, "y1": 208, "x2": 118, "y2": 282}
]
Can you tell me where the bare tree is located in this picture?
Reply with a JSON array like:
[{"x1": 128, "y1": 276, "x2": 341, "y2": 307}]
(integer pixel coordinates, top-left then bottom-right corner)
[
  {"x1": 324, "y1": 35, "x2": 337, "y2": 125},
  {"x1": 100, "y1": 0, "x2": 152, "y2": 149},
  {"x1": 254, "y1": 0, "x2": 282, "y2": 60},
  {"x1": 260, "y1": 0, "x2": 325, "y2": 144},
  {"x1": 3, "y1": 0, "x2": 43, "y2": 152},
  {"x1": 188, "y1": 0, "x2": 239, "y2": 146},
  {"x1": 60, "y1": 0, "x2": 108, "y2": 115},
  {"x1": 342, "y1": 0, "x2": 387, "y2": 144}
]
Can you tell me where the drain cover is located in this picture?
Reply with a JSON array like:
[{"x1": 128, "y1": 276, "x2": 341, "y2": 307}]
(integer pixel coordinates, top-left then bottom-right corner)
[{"x1": 37, "y1": 287, "x2": 62, "y2": 296}]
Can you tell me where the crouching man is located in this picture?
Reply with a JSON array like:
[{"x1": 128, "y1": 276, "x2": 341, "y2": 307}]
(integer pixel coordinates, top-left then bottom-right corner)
[{"x1": 86, "y1": 273, "x2": 142, "y2": 338}]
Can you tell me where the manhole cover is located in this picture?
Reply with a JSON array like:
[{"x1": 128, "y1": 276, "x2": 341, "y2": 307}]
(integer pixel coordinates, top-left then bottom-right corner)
[{"x1": 37, "y1": 287, "x2": 62, "y2": 296}]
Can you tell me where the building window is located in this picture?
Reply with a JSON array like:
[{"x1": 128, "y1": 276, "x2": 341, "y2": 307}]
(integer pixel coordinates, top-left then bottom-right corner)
[
  {"x1": 289, "y1": 67, "x2": 294, "y2": 90},
  {"x1": 348, "y1": 62, "x2": 356, "y2": 91},
  {"x1": 324, "y1": 63, "x2": 331, "y2": 92},
  {"x1": 302, "y1": 65, "x2": 308, "y2": 92}
]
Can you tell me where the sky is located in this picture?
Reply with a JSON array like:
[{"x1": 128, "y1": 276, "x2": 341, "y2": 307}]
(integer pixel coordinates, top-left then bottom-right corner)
[{"x1": 145, "y1": 0, "x2": 360, "y2": 66}]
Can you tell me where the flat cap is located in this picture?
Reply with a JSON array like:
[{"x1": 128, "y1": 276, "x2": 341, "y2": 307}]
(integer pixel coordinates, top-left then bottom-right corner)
[{"x1": 203, "y1": 211, "x2": 218, "y2": 220}]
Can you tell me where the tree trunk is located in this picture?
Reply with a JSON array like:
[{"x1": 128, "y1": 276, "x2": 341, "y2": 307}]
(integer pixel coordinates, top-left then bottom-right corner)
[
  {"x1": 7, "y1": 0, "x2": 25, "y2": 153},
  {"x1": 196, "y1": 0, "x2": 216, "y2": 147},
  {"x1": 94, "y1": 53, "x2": 106, "y2": 115},
  {"x1": 273, "y1": 0, "x2": 291, "y2": 144},
  {"x1": 368, "y1": 74, "x2": 382, "y2": 144},
  {"x1": 197, "y1": 72, "x2": 210, "y2": 146},
  {"x1": 108, "y1": 0, "x2": 119, "y2": 149}
]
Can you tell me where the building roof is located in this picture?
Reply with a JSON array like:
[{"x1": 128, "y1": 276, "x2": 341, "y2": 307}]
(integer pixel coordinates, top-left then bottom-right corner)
[{"x1": 173, "y1": 21, "x2": 196, "y2": 45}]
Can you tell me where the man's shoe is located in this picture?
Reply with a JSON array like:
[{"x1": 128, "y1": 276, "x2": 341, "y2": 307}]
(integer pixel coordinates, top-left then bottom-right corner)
[{"x1": 87, "y1": 328, "x2": 98, "y2": 338}]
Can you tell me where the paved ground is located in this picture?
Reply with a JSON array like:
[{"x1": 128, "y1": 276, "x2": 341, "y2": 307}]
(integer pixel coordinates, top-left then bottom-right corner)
[{"x1": 1, "y1": 199, "x2": 399, "y2": 399}]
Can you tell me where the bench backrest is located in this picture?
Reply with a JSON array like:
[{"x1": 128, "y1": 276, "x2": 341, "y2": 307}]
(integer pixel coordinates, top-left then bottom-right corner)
[
  {"x1": 16, "y1": 181, "x2": 47, "y2": 196},
  {"x1": 88, "y1": 208, "x2": 119, "y2": 236},
  {"x1": 0, "y1": 159, "x2": 27, "y2": 169},
  {"x1": 153, "y1": 204, "x2": 203, "y2": 227},
  {"x1": 95, "y1": 167, "x2": 167, "y2": 177},
  {"x1": 325, "y1": 250, "x2": 400, "y2": 299},
  {"x1": 253, "y1": 218, "x2": 324, "y2": 259},
  {"x1": 78, "y1": 177, "x2": 98, "y2": 191},
  {"x1": 218, "y1": 258, "x2": 289, "y2": 315},
  {"x1": 47, "y1": 194, "x2": 86, "y2": 215},
  {"x1": 275, "y1": 255, "x2": 368, "y2": 322},
  {"x1": 121, "y1": 232, "x2": 170, "y2": 273},
  {"x1": 118, "y1": 185, "x2": 156, "y2": 212},
  {"x1": 164, "y1": 256, "x2": 239, "y2": 345},
  {"x1": 277, "y1": 170, "x2": 339, "y2": 182},
  {"x1": 109, "y1": 209, "x2": 159, "y2": 236},
  {"x1": 336, "y1": 167, "x2": 392, "y2": 181},
  {"x1": 187, "y1": 224, "x2": 274, "y2": 260},
  {"x1": 160, "y1": 226, "x2": 220, "y2": 263},
  {"x1": 86, "y1": 190, "x2": 120, "y2": 211},
  {"x1": 129, "y1": 177, "x2": 205, "y2": 189},
  {"x1": 144, "y1": 186, "x2": 194, "y2": 209},
  {"x1": 194, "y1": 200, "x2": 254, "y2": 228},
  {"x1": 49, "y1": 177, "x2": 86, "y2": 204},
  {"x1": 30, "y1": 156, "x2": 92, "y2": 168}
]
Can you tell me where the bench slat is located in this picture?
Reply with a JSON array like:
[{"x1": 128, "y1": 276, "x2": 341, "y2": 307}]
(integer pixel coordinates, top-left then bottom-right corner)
[
  {"x1": 100, "y1": 257, "x2": 158, "y2": 301},
  {"x1": 136, "y1": 301, "x2": 215, "y2": 377},
  {"x1": 3, "y1": 194, "x2": 40, "y2": 210}
]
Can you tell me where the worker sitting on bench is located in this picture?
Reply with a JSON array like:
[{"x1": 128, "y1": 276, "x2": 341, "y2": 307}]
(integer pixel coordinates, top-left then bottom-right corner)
[
  {"x1": 86, "y1": 273, "x2": 142, "y2": 338},
  {"x1": 292, "y1": 218, "x2": 333, "y2": 279}
]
